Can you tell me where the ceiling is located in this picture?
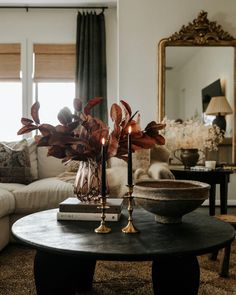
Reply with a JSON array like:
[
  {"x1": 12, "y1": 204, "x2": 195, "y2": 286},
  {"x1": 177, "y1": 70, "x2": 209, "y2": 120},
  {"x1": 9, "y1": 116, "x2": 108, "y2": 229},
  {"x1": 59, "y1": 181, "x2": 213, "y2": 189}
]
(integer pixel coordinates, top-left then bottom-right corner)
[{"x1": 0, "y1": 0, "x2": 117, "y2": 6}]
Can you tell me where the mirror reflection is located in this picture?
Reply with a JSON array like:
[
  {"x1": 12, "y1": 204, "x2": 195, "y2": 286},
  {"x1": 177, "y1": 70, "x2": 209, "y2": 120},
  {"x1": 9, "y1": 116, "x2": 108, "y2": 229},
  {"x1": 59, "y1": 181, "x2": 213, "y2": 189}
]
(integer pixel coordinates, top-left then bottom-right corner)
[
  {"x1": 157, "y1": 10, "x2": 236, "y2": 163},
  {"x1": 165, "y1": 46, "x2": 234, "y2": 138}
]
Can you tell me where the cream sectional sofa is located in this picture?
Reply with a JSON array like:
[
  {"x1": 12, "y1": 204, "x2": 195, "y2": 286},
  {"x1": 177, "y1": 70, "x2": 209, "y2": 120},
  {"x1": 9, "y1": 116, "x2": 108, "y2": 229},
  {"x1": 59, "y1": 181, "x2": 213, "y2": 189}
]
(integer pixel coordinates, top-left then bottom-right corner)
[{"x1": 0, "y1": 139, "x2": 173, "y2": 251}]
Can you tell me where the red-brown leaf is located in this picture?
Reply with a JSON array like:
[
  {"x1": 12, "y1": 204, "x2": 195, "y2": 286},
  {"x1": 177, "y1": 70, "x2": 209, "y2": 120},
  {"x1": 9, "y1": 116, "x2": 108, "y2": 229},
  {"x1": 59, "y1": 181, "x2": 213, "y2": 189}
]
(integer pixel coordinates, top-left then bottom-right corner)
[
  {"x1": 47, "y1": 146, "x2": 67, "y2": 159},
  {"x1": 73, "y1": 98, "x2": 82, "y2": 112},
  {"x1": 17, "y1": 124, "x2": 38, "y2": 135},
  {"x1": 145, "y1": 121, "x2": 166, "y2": 132},
  {"x1": 110, "y1": 103, "x2": 122, "y2": 124},
  {"x1": 89, "y1": 128, "x2": 109, "y2": 147},
  {"x1": 84, "y1": 97, "x2": 103, "y2": 115},
  {"x1": 31, "y1": 102, "x2": 40, "y2": 124},
  {"x1": 39, "y1": 124, "x2": 56, "y2": 136},
  {"x1": 145, "y1": 122, "x2": 166, "y2": 140},
  {"x1": 57, "y1": 107, "x2": 73, "y2": 125},
  {"x1": 120, "y1": 100, "x2": 132, "y2": 117},
  {"x1": 48, "y1": 134, "x2": 81, "y2": 146},
  {"x1": 35, "y1": 136, "x2": 50, "y2": 146},
  {"x1": 107, "y1": 134, "x2": 119, "y2": 158},
  {"x1": 112, "y1": 124, "x2": 121, "y2": 138},
  {"x1": 154, "y1": 134, "x2": 165, "y2": 145},
  {"x1": 21, "y1": 118, "x2": 33, "y2": 126},
  {"x1": 131, "y1": 134, "x2": 157, "y2": 149},
  {"x1": 126, "y1": 121, "x2": 141, "y2": 134},
  {"x1": 55, "y1": 125, "x2": 70, "y2": 133}
]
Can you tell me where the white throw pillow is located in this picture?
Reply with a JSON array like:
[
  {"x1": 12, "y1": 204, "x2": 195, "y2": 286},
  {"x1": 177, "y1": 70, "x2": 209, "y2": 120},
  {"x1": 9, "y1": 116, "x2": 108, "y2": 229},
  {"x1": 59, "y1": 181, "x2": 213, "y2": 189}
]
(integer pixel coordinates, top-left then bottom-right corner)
[{"x1": 37, "y1": 147, "x2": 66, "y2": 179}]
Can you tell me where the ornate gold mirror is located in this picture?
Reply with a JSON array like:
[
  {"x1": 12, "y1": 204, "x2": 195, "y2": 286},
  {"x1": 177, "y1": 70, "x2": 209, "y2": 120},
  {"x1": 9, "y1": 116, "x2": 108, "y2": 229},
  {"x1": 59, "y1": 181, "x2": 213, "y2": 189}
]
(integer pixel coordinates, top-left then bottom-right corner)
[{"x1": 158, "y1": 11, "x2": 236, "y2": 163}]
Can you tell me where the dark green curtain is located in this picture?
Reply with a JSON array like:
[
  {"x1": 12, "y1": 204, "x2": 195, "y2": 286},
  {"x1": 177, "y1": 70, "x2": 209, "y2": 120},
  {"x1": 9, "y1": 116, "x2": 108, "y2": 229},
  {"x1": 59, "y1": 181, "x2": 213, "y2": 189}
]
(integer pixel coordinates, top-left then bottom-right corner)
[{"x1": 76, "y1": 11, "x2": 107, "y2": 123}]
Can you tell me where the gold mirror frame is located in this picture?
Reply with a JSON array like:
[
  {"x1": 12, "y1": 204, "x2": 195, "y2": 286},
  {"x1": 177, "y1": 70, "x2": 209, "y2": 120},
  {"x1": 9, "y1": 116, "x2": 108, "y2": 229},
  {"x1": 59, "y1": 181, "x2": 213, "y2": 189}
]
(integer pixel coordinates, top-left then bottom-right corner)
[{"x1": 158, "y1": 10, "x2": 236, "y2": 163}]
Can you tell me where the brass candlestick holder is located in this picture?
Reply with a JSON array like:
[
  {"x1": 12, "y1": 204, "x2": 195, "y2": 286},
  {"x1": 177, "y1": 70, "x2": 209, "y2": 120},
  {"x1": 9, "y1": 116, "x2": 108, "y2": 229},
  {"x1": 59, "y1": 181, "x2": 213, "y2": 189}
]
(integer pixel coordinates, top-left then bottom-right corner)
[
  {"x1": 122, "y1": 184, "x2": 139, "y2": 233},
  {"x1": 95, "y1": 197, "x2": 111, "y2": 234}
]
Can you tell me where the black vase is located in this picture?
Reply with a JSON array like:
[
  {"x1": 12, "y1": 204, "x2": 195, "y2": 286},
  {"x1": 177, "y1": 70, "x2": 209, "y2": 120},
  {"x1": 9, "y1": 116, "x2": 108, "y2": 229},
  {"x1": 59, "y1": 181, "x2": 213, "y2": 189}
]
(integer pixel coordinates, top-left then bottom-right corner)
[{"x1": 174, "y1": 148, "x2": 200, "y2": 169}]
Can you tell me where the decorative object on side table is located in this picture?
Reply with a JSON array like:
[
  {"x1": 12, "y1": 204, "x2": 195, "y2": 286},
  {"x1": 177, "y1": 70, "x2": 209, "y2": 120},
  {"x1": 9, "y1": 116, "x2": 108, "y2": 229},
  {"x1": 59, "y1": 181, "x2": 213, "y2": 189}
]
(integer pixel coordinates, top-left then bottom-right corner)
[
  {"x1": 17, "y1": 98, "x2": 165, "y2": 204},
  {"x1": 133, "y1": 179, "x2": 210, "y2": 224},
  {"x1": 205, "y1": 96, "x2": 233, "y2": 133},
  {"x1": 161, "y1": 118, "x2": 223, "y2": 168},
  {"x1": 174, "y1": 148, "x2": 205, "y2": 169}
]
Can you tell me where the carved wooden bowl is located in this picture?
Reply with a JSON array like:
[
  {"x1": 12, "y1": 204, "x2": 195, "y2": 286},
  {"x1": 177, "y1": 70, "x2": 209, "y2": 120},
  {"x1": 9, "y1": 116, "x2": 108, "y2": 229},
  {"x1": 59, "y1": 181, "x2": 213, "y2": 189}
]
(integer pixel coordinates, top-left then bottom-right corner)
[{"x1": 133, "y1": 179, "x2": 210, "y2": 224}]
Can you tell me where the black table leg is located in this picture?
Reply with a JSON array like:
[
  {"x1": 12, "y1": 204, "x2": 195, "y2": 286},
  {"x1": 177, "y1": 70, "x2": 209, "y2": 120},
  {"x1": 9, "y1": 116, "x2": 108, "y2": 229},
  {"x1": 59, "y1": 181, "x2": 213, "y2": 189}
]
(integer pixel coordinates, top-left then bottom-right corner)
[
  {"x1": 34, "y1": 250, "x2": 96, "y2": 295},
  {"x1": 220, "y1": 177, "x2": 228, "y2": 215},
  {"x1": 209, "y1": 184, "x2": 216, "y2": 216},
  {"x1": 152, "y1": 255, "x2": 200, "y2": 295}
]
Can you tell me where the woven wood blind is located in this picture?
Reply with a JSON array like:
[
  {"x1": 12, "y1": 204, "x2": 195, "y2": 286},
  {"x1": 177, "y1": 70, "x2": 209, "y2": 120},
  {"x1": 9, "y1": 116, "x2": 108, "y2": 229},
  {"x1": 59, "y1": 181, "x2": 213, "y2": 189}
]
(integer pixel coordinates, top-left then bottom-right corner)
[
  {"x1": 33, "y1": 44, "x2": 76, "y2": 81},
  {"x1": 0, "y1": 44, "x2": 21, "y2": 80}
]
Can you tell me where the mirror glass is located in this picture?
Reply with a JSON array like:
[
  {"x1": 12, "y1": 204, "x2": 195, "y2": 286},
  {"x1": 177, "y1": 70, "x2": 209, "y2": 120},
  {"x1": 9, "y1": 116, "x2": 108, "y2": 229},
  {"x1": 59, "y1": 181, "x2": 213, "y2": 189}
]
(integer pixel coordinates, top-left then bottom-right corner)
[
  {"x1": 157, "y1": 11, "x2": 236, "y2": 163},
  {"x1": 165, "y1": 46, "x2": 234, "y2": 138}
]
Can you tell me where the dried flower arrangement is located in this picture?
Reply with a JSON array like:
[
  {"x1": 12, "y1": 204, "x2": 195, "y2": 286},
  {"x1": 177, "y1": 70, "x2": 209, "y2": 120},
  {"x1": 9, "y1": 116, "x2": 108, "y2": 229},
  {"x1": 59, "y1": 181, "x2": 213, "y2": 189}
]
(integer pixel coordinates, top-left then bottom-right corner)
[
  {"x1": 161, "y1": 118, "x2": 223, "y2": 152},
  {"x1": 17, "y1": 97, "x2": 165, "y2": 163},
  {"x1": 17, "y1": 98, "x2": 166, "y2": 201}
]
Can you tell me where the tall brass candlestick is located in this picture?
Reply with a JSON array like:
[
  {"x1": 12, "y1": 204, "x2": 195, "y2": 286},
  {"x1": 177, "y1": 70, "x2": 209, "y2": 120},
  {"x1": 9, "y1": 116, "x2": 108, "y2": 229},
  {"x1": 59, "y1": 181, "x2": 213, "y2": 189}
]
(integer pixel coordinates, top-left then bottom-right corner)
[
  {"x1": 122, "y1": 126, "x2": 139, "y2": 233},
  {"x1": 95, "y1": 138, "x2": 111, "y2": 234}
]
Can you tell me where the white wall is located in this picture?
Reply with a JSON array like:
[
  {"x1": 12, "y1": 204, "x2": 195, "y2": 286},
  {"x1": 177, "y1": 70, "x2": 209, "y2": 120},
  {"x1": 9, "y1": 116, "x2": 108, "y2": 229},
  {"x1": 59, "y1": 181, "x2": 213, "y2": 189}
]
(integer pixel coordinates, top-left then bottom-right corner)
[
  {"x1": 0, "y1": 8, "x2": 117, "y2": 118},
  {"x1": 118, "y1": 0, "x2": 236, "y2": 127},
  {"x1": 118, "y1": 0, "x2": 236, "y2": 204}
]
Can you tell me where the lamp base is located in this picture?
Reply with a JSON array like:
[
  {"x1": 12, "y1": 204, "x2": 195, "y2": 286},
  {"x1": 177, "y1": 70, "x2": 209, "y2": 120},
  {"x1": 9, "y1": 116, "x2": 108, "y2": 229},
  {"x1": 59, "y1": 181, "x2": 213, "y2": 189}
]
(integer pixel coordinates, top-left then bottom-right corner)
[{"x1": 213, "y1": 115, "x2": 226, "y2": 132}]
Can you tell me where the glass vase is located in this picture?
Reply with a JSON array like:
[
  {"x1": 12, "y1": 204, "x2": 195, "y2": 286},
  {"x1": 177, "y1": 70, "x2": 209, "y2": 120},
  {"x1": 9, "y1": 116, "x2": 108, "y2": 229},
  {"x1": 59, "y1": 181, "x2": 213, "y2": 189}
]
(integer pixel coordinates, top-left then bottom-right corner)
[{"x1": 74, "y1": 159, "x2": 102, "y2": 203}]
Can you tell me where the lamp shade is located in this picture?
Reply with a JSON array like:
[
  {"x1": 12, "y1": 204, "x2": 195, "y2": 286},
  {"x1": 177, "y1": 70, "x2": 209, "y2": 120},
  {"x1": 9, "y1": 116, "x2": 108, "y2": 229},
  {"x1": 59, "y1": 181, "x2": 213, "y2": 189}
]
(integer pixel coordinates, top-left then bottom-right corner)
[{"x1": 205, "y1": 96, "x2": 233, "y2": 115}]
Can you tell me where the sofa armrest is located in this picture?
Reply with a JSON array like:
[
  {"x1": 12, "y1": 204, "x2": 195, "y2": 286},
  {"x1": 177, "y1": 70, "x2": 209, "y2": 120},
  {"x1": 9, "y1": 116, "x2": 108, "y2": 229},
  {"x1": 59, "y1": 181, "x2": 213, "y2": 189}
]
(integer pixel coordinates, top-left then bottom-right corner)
[{"x1": 148, "y1": 162, "x2": 174, "y2": 180}]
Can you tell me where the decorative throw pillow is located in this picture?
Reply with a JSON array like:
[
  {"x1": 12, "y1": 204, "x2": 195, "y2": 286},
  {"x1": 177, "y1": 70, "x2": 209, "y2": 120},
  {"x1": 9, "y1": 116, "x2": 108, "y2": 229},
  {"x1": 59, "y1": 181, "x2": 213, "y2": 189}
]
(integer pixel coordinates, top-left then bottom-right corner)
[{"x1": 0, "y1": 139, "x2": 32, "y2": 184}]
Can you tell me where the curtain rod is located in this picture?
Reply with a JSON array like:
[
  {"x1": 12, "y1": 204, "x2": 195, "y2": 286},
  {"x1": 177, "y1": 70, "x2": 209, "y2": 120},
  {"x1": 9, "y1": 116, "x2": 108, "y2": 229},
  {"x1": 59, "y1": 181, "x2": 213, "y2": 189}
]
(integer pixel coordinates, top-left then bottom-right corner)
[{"x1": 0, "y1": 6, "x2": 108, "y2": 12}]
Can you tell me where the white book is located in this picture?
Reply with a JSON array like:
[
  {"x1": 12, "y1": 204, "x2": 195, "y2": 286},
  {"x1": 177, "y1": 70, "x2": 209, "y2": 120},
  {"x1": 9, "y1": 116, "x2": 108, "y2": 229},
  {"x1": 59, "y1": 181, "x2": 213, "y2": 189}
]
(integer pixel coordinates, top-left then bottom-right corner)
[{"x1": 57, "y1": 211, "x2": 121, "y2": 222}]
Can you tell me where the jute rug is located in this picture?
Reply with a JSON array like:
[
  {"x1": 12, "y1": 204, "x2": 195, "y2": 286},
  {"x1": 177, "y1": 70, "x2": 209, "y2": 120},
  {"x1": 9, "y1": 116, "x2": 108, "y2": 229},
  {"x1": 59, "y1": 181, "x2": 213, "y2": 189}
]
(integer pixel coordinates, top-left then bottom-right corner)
[{"x1": 0, "y1": 241, "x2": 236, "y2": 295}]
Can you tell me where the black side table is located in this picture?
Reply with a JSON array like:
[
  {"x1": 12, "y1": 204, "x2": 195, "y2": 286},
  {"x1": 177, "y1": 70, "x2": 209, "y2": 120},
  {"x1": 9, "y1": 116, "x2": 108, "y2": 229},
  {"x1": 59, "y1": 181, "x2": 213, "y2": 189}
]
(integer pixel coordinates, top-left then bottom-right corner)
[{"x1": 171, "y1": 167, "x2": 232, "y2": 216}]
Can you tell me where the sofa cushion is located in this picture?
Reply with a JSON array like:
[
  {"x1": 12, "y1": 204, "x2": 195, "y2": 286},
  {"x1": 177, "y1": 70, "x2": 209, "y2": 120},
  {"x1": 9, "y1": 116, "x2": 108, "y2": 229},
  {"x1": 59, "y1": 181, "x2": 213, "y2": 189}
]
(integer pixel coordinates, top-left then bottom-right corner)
[
  {"x1": 27, "y1": 138, "x2": 38, "y2": 180},
  {"x1": 0, "y1": 188, "x2": 15, "y2": 218},
  {"x1": 0, "y1": 183, "x2": 25, "y2": 192},
  {"x1": 13, "y1": 177, "x2": 74, "y2": 214},
  {"x1": 0, "y1": 139, "x2": 31, "y2": 184},
  {"x1": 37, "y1": 147, "x2": 66, "y2": 179}
]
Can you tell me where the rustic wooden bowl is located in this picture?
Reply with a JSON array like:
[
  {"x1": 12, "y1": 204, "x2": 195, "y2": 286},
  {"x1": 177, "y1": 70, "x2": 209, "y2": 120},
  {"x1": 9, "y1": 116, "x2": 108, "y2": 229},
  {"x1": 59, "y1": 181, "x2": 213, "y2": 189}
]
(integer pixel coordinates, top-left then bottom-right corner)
[{"x1": 133, "y1": 179, "x2": 210, "y2": 224}]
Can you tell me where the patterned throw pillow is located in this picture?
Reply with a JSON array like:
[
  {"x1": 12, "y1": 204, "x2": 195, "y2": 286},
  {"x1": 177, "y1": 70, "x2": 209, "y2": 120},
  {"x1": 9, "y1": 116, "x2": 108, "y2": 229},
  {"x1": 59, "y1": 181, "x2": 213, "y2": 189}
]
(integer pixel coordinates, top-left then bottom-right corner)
[{"x1": 0, "y1": 139, "x2": 32, "y2": 184}]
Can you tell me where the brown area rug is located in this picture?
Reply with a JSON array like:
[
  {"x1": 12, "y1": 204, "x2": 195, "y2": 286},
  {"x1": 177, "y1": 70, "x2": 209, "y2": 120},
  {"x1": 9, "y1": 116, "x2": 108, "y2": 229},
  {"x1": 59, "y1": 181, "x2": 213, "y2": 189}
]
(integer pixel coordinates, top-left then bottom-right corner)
[{"x1": 0, "y1": 241, "x2": 236, "y2": 295}]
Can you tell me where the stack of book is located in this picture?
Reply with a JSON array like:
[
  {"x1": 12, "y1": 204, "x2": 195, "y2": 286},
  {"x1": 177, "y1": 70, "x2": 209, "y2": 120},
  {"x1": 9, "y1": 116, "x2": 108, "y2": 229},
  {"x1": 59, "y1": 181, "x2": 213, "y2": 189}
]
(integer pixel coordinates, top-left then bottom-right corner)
[{"x1": 57, "y1": 197, "x2": 124, "y2": 221}]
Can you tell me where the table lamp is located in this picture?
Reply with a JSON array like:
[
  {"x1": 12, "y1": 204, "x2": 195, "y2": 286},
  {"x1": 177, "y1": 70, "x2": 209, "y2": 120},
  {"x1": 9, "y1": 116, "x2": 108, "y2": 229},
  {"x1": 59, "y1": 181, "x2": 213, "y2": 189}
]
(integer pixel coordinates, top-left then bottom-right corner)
[{"x1": 205, "y1": 96, "x2": 233, "y2": 132}]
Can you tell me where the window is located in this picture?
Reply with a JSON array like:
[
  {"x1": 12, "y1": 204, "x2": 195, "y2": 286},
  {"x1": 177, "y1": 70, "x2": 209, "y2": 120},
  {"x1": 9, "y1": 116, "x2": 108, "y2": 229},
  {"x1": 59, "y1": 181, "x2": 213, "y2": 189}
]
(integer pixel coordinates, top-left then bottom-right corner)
[
  {"x1": 0, "y1": 82, "x2": 22, "y2": 141},
  {"x1": 34, "y1": 82, "x2": 75, "y2": 125},
  {"x1": 0, "y1": 44, "x2": 22, "y2": 141},
  {"x1": 33, "y1": 44, "x2": 76, "y2": 125}
]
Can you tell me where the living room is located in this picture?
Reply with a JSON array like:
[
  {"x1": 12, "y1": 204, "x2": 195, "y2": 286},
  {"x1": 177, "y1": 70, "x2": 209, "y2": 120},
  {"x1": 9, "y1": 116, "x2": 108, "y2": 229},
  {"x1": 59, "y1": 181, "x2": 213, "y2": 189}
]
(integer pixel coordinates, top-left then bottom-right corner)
[{"x1": 0, "y1": 0, "x2": 236, "y2": 294}]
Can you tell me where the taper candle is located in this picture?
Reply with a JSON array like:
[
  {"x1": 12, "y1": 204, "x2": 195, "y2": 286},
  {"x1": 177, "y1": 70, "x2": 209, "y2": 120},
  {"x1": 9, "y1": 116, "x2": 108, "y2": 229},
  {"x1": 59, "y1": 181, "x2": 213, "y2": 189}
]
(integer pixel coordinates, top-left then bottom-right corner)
[
  {"x1": 101, "y1": 137, "x2": 106, "y2": 197},
  {"x1": 128, "y1": 126, "x2": 133, "y2": 186}
]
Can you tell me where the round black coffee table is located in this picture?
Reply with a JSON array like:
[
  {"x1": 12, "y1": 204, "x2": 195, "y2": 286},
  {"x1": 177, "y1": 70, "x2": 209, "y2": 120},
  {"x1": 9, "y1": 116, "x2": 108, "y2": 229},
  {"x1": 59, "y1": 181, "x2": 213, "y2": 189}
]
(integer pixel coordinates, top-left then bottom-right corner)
[{"x1": 12, "y1": 208, "x2": 235, "y2": 295}]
